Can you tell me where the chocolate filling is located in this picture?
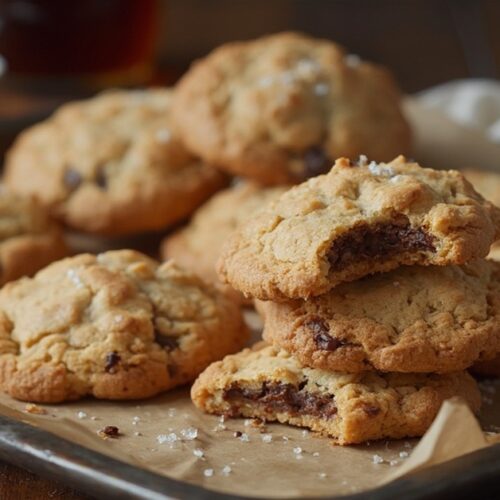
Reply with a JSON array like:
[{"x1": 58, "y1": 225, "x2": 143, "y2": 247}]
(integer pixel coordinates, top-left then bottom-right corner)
[
  {"x1": 223, "y1": 382, "x2": 337, "y2": 419},
  {"x1": 328, "y1": 221, "x2": 435, "y2": 271}
]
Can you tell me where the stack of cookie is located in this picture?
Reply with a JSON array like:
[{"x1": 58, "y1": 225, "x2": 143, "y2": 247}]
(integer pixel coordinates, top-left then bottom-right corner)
[{"x1": 192, "y1": 156, "x2": 500, "y2": 445}]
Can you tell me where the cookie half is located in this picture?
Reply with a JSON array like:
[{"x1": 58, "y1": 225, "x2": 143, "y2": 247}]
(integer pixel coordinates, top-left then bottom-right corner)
[
  {"x1": 162, "y1": 182, "x2": 287, "y2": 304},
  {"x1": 0, "y1": 250, "x2": 249, "y2": 402},
  {"x1": 4, "y1": 89, "x2": 227, "y2": 235},
  {"x1": 218, "y1": 157, "x2": 500, "y2": 300},
  {"x1": 0, "y1": 189, "x2": 67, "y2": 284},
  {"x1": 191, "y1": 344, "x2": 481, "y2": 445},
  {"x1": 173, "y1": 32, "x2": 411, "y2": 184},
  {"x1": 260, "y1": 260, "x2": 500, "y2": 373}
]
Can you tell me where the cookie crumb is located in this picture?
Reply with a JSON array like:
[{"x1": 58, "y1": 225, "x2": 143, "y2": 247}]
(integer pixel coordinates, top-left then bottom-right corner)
[
  {"x1": 313, "y1": 452, "x2": 320, "y2": 457},
  {"x1": 134, "y1": 431, "x2": 142, "y2": 437},
  {"x1": 99, "y1": 426, "x2": 120, "y2": 439},
  {"x1": 222, "y1": 465, "x2": 232, "y2": 476},
  {"x1": 24, "y1": 403, "x2": 46, "y2": 415},
  {"x1": 318, "y1": 472, "x2": 327, "y2": 479}
]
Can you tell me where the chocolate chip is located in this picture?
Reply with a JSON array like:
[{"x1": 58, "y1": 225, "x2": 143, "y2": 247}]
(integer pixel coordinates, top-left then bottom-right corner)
[
  {"x1": 104, "y1": 351, "x2": 121, "y2": 372},
  {"x1": 303, "y1": 146, "x2": 331, "y2": 178},
  {"x1": 233, "y1": 431, "x2": 242, "y2": 438},
  {"x1": 95, "y1": 167, "x2": 107, "y2": 189},
  {"x1": 155, "y1": 331, "x2": 179, "y2": 351},
  {"x1": 363, "y1": 405, "x2": 381, "y2": 417},
  {"x1": 101, "y1": 425, "x2": 120, "y2": 437},
  {"x1": 63, "y1": 168, "x2": 82, "y2": 191},
  {"x1": 305, "y1": 317, "x2": 343, "y2": 351}
]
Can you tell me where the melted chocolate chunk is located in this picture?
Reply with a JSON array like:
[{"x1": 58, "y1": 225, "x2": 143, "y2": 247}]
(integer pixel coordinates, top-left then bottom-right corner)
[
  {"x1": 223, "y1": 382, "x2": 337, "y2": 419},
  {"x1": 63, "y1": 168, "x2": 82, "y2": 191},
  {"x1": 155, "y1": 331, "x2": 179, "y2": 351},
  {"x1": 95, "y1": 167, "x2": 107, "y2": 189},
  {"x1": 305, "y1": 317, "x2": 344, "y2": 351},
  {"x1": 303, "y1": 146, "x2": 331, "y2": 178},
  {"x1": 104, "y1": 351, "x2": 121, "y2": 372},
  {"x1": 328, "y1": 221, "x2": 435, "y2": 271}
]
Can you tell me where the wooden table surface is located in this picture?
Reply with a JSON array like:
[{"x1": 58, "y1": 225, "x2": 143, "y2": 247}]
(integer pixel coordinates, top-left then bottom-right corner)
[{"x1": 0, "y1": 460, "x2": 92, "y2": 500}]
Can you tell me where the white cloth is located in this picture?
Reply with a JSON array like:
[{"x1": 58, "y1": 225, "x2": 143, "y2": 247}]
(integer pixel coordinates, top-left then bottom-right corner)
[{"x1": 404, "y1": 79, "x2": 500, "y2": 171}]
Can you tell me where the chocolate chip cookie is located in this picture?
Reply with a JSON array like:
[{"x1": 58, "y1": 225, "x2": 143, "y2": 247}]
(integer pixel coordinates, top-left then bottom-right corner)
[
  {"x1": 218, "y1": 157, "x2": 500, "y2": 301},
  {"x1": 260, "y1": 260, "x2": 500, "y2": 373},
  {"x1": 4, "y1": 89, "x2": 227, "y2": 235},
  {"x1": 0, "y1": 250, "x2": 249, "y2": 402},
  {"x1": 172, "y1": 32, "x2": 411, "y2": 184},
  {"x1": 162, "y1": 182, "x2": 287, "y2": 304},
  {"x1": 0, "y1": 188, "x2": 67, "y2": 285},
  {"x1": 191, "y1": 343, "x2": 481, "y2": 445}
]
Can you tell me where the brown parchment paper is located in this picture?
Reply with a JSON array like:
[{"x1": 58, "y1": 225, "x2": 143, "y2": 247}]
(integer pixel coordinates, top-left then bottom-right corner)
[{"x1": 0, "y1": 99, "x2": 499, "y2": 497}]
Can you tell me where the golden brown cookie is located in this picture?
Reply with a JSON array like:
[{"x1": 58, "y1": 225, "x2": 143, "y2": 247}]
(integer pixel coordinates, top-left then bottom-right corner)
[
  {"x1": 191, "y1": 343, "x2": 481, "y2": 445},
  {"x1": 4, "y1": 89, "x2": 227, "y2": 235},
  {"x1": 162, "y1": 182, "x2": 287, "y2": 304},
  {"x1": 0, "y1": 188, "x2": 67, "y2": 284},
  {"x1": 0, "y1": 250, "x2": 249, "y2": 403},
  {"x1": 218, "y1": 157, "x2": 500, "y2": 301},
  {"x1": 172, "y1": 32, "x2": 411, "y2": 185},
  {"x1": 260, "y1": 260, "x2": 500, "y2": 373}
]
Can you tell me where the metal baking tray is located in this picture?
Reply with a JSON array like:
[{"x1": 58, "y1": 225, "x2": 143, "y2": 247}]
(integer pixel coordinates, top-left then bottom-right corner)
[{"x1": 1, "y1": 413, "x2": 499, "y2": 500}]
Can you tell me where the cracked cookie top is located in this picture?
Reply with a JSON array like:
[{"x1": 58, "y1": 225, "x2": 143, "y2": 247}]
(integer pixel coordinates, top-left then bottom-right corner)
[
  {"x1": 260, "y1": 260, "x2": 500, "y2": 373},
  {"x1": 172, "y1": 32, "x2": 411, "y2": 185},
  {"x1": 217, "y1": 156, "x2": 500, "y2": 300},
  {"x1": 4, "y1": 89, "x2": 227, "y2": 235},
  {"x1": 0, "y1": 250, "x2": 248, "y2": 402}
]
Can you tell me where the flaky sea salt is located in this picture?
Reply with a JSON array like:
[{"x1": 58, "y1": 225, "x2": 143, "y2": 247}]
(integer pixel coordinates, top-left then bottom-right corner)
[
  {"x1": 389, "y1": 459, "x2": 399, "y2": 466},
  {"x1": 239, "y1": 433, "x2": 250, "y2": 442},
  {"x1": 180, "y1": 427, "x2": 198, "y2": 441},
  {"x1": 358, "y1": 154, "x2": 368, "y2": 166},
  {"x1": 157, "y1": 432, "x2": 178, "y2": 444},
  {"x1": 261, "y1": 434, "x2": 273, "y2": 443},
  {"x1": 132, "y1": 416, "x2": 140, "y2": 425},
  {"x1": 222, "y1": 465, "x2": 232, "y2": 476},
  {"x1": 204, "y1": 468, "x2": 214, "y2": 478},
  {"x1": 302, "y1": 430, "x2": 309, "y2": 437},
  {"x1": 399, "y1": 451, "x2": 409, "y2": 459},
  {"x1": 77, "y1": 411, "x2": 87, "y2": 419},
  {"x1": 134, "y1": 431, "x2": 142, "y2": 437},
  {"x1": 244, "y1": 419, "x2": 252, "y2": 427},
  {"x1": 318, "y1": 472, "x2": 327, "y2": 479},
  {"x1": 167, "y1": 408, "x2": 177, "y2": 417},
  {"x1": 368, "y1": 162, "x2": 394, "y2": 177},
  {"x1": 193, "y1": 448, "x2": 205, "y2": 459},
  {"x1": 372, "y1": 454, "x2": 384, "y2": 464},
  {"x1": 67, "y1": 269, "x2": 84, "y2": 288},
  {"x1": 293, "y1": 447, "x2": 302, "y2": 455},
  {"x1": 282, "y1": 436, "x2": 289, "y2": 442},
  {"x1": 313, "y1": 452, "x2": 320, "y2": 457}
]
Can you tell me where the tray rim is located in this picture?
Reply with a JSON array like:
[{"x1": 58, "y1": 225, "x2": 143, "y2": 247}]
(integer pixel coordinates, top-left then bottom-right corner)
[{"x1": 1, "y1": 412, "x2": 500, "y2": 500}]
